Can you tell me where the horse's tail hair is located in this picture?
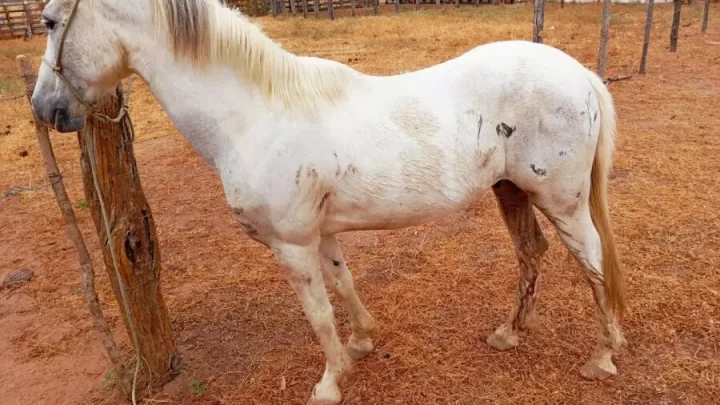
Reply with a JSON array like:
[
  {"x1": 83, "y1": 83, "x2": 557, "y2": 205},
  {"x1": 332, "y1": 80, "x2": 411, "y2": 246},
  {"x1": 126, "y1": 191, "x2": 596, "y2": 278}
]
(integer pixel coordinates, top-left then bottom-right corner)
[{"x1": 586, "y1": 69, "x2": 626, "y2": 316}]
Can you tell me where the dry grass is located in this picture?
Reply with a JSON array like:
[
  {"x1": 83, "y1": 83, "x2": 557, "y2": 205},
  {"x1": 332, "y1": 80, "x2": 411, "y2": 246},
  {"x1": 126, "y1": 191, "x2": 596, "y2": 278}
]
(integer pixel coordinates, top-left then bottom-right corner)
[{"x1": 1, "y1": 3, "x2": 719, "y2": 405}]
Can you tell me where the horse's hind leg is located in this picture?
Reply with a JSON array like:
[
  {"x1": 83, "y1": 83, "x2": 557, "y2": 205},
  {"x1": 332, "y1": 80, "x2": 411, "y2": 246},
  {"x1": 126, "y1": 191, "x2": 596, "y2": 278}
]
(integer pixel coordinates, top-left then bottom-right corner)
[
  {"x1": 486, "y1": 180, "x2": 549, "y2": 350},
  {"x1": 534, "y1": 193, "x2": 626, "y2": 380},
  {"x1": 319, "y1": 235, "x2": 376, "y2": 360}
]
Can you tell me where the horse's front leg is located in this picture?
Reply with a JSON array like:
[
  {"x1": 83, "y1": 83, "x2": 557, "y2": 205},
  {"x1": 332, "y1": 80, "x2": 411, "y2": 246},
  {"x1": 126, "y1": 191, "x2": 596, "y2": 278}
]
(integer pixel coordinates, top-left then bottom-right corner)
[
  {"x1": 274, "y1": 239, "x2": 352, "y2": 405},
  {"x1": 319, "y1": 235, "x2": 376, "y2": 360}
]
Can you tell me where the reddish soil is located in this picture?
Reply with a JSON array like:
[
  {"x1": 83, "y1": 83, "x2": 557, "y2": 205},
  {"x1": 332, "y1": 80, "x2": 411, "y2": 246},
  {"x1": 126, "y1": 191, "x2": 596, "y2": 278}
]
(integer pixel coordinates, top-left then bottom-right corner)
[{"x1": 1, "y1": 3, "x2": 719, "y2": 405}]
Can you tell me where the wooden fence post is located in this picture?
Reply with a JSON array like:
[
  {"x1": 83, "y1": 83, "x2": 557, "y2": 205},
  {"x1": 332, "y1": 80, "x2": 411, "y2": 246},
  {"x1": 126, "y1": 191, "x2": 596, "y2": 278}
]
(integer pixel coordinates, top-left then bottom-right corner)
[
  {"x1": 15, "y1": 54, "x2": 131, "y2": 396},
  {"x1": 395, "y1": 0, "x2": 400, "y2": 13},
  {"x1": 374, "y1": 0, "x2": 379, "y2": 15},
  {"x1": 701, "y1": 0, "x2": 709, "y2": 33},
  {"x1": 303, "y1": 0, "x2": 308, "y2": 17},
  {"x1": 533, "y1": 0, "x2": 545, "y2": 43},
  {"x1": 77, "y1": 85, "x2": 180, "y2": 390},
  {"x1": 329, "y1": 0, "x2": 335, "y2": 19},
  {"x1": 639, "y1": 0, "x2": 655, "y2": 74},
  {"x1": 597, "y1": 0, "x2": 612, "y2": 78},
  {"x1": 315, "y1": 0, "x2": 320, "y2": 18},
  {"x1": 290, "y1": 0, "x2": 297, "y2": 14},
  {"x1": 670, "y1": 0, "x2": 681, "y2": 52},
  {"x1": 352, "y1": 0, "x2": 357, "y2": 16}
]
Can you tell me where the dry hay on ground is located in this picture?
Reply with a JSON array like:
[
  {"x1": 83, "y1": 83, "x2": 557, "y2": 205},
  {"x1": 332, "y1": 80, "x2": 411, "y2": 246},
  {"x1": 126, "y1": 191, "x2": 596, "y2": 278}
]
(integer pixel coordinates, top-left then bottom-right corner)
[{"x1": 1, "y1": 3, "x2": 719, "y2": 405}]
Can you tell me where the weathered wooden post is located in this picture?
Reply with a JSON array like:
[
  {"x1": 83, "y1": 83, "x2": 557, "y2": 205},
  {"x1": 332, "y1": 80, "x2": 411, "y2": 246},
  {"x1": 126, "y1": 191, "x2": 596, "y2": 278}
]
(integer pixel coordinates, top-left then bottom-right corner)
[
  {"x1": 328, "y1": 0, "x2": 335, "y2": 19},
  {"x1": 290, "y1": 0, "x2": 297, "y2": 14},
  {"x1": 374, "y1": 0, "x2": 379, "y2": 14},
  {"x1": 670, "y1": 0, "x2": 681, "y2": 52},
  {"x1": 77, "y1": 85, "x2": 180, "y2": 390},
  {"x1": 533, "y1": 0, "x2": 545, "y2": 43},
  {"x1": 352, "y1": 0, "x2": 357, "y2": 16},
  {"x1": 315, "y1": 0, "x2": 320, "y2": 17},
  {"x1": 303, "y1": 0, "x2": 308, "y2": 17},
  {"x1": 597, "y1": 0, "x2": 612, "y2": 78},
  {"x1": 640, "y1": 0, "x2": 655, "y2": 74},
  {"x1": 701, "y1": 0, "x2": 709, "y2": 33},
  {"x1": 15, "y1": 54, "x2": 131, "y2": 396},
  {"x1": 395, "y1": 0, "x2": 400, "y2": 13}
]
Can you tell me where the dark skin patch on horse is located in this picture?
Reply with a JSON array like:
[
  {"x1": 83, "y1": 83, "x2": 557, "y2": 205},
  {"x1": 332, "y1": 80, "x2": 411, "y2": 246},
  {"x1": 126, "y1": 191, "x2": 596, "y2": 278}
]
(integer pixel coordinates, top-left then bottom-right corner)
[
  {"x1": 476, "y1": 115, "x2": 483, "y2": 145},
  {"x1": 318, "y1": 192, "x2": 330, "y2": 212},
  {"x1": 496, "y1": 123, "x2": 516, "y2": 138},
  {"x1": 342, "y1": 164, "x2": 359, "y2": 179},
  {"x1": 530, "y1": 164, "x2": 547, "y2": 176},
  {"x1": 295, "y1": 165, "x2": 303, "y2": 185},
  {"x1": 332, "y1": 259, "x2": 341, "y2": 266},
  {"x1": 576, "y1": 192, "x2": 581, "y2": 198},
  {"x1": 334, "y1": 152, "x2": 341, "y2": 177}
]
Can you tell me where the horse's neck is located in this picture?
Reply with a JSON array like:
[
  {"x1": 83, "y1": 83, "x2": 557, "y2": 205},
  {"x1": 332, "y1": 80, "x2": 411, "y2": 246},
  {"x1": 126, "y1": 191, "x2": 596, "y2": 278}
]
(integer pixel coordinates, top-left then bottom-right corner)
[{"x1": 130, "y1": 45, "x2": 269, "y2": 168}]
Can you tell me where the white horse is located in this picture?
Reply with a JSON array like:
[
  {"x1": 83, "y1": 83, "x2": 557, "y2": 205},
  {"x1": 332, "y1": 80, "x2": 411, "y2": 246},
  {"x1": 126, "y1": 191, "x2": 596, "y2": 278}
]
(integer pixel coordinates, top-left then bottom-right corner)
[{"x1": 31, "y1": 0, "x2": 627, "y2": 403}]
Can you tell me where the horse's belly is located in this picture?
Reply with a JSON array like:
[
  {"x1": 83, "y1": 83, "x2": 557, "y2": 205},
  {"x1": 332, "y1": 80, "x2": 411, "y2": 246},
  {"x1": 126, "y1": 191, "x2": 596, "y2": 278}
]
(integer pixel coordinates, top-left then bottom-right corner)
[{"x1": 320, "y1": 186, "x2": 477, "y2": 234}]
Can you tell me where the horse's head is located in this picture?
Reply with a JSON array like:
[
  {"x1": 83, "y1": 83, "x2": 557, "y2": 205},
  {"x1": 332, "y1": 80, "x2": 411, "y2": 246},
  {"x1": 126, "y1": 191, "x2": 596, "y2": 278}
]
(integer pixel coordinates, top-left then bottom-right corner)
[{"x1": 31, "y1": 0, "x2": 136, "y2": 132}]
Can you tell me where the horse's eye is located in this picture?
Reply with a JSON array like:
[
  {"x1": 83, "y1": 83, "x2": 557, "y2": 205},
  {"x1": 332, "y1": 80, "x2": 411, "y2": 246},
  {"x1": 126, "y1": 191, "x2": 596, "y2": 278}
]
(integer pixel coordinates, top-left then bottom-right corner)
[{"x1": 42, "y1": 18, "x2": 56, "y2": 31}]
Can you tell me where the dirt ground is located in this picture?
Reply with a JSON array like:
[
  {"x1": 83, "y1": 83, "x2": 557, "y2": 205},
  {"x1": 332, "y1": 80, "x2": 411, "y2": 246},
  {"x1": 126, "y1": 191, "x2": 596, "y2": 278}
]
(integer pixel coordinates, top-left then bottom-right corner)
[{"x1": 1, "y1": 3, "x2": 719, "y2": 405}]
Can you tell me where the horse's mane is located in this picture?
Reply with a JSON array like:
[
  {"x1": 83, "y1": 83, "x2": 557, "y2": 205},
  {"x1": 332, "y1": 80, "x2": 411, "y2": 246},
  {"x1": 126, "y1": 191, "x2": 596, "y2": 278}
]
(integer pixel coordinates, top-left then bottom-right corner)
[{"x1": 150, "y1": 0, "x2": 354, "y2": 112}]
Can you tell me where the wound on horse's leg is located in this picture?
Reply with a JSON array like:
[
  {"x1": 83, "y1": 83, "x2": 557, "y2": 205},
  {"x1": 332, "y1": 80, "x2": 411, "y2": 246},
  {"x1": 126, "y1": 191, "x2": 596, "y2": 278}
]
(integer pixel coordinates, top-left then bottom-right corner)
[{"x1": 486, "y1": 181, "x2": 547, "y2": 351}]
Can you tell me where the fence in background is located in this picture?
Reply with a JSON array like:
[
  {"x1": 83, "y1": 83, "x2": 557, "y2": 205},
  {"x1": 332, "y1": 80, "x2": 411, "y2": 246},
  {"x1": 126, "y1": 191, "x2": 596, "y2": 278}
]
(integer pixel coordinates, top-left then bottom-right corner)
[{"x1": 0, "y1": 0, "x2": 44, "y2": 40}]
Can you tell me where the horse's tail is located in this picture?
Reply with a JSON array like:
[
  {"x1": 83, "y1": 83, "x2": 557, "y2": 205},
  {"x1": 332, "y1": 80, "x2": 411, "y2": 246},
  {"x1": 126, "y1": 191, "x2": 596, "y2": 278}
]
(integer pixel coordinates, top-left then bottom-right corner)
[{"x1": 586, "y1": 70, "x2": 626, "y2": 316}]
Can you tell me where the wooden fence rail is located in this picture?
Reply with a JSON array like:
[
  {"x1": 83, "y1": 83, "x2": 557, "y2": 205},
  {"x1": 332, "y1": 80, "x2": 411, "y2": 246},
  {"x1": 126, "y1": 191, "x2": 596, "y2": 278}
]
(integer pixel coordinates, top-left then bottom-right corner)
[{"x1": 0, "y1": 0, "x2": 44, "y2": 40}]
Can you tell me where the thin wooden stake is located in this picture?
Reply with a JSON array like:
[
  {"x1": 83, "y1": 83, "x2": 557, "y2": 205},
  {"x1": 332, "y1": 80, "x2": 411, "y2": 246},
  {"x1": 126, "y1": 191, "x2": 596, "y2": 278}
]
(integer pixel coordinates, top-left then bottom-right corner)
[
  {"x1": 374, "y1": 0, "x2": 379, "y2": 14},
  {"x1": 670, "y1": 0, "x2": 681, "y2": 52},
  {"x1": 15, "y1": 54, "x2": 130, "y2": 395},
  {"x1": 396, "y1": 0, "x2": 400, "y2": 13},
  {"x1": 352, "y1": 0, "x2": 357, "y2": 16},
  {"x1": 290, "y1": 0, "x2": 297, "y2": 14},
  {"x1": 597, "y1": 0, "x2": 612, "y2": 78},
  {"x1": 701, "y1": 0, "x2": 710, "y2": 33},
  {"x1": 639, "y1": 0, "x2": 655, "y2": 74},
  {"x1": 329, "y1": 0, "x2": 335, "y2": 19},
  {"x1": 315, "y1": 0, "x2": 320, "y2": 18},
  {"x1": 303, "y1": 0, "x2": 308, "y2": 17}
]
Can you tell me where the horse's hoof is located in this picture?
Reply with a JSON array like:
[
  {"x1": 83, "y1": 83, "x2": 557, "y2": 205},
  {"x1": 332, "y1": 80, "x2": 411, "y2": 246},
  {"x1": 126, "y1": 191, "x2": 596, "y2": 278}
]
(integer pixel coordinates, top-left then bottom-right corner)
[
  {"x1": 346, "y1": 336, "x2": 374, "y2": 360},
  {"x1": 579, "y1": 360, "x2": 617, "y2": 380},
  {"x1": 307, "y1": 399, "x2": 341, "y2": 405},
  {"x1": 307, "y1": 383, "x2": 342, "y2": 405},
  {"x1": 486, "y1": 327, "x2": 519, "y2": 351}
]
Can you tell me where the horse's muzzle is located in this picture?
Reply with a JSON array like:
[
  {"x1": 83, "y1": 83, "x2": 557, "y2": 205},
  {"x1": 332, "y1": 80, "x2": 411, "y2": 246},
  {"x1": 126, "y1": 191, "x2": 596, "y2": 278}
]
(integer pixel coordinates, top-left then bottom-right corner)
[{"x1": 31, "y1": 95, "x2": 85, "y2": 133}]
